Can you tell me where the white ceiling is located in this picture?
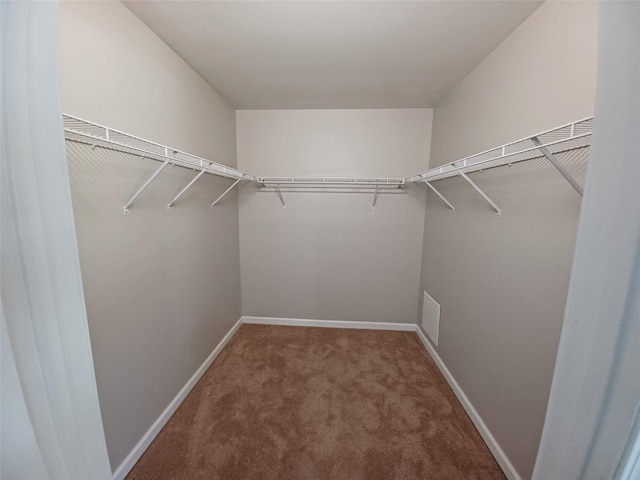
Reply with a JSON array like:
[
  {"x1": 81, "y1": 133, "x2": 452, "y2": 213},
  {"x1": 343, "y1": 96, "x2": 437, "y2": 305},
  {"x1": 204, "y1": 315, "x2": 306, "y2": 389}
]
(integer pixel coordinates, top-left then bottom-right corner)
[{"x1": 124, "y1": 1, "x2": 542, "y2": 110}]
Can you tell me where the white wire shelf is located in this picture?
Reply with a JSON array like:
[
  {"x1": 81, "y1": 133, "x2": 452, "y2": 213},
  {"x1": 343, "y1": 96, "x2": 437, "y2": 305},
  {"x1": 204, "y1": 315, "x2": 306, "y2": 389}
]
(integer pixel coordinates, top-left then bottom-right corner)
[
  {"x1": 63, "y1": 114, "x2": 255, "y2": 182},
  {"x1": 257, "y1": 177, "x2": 405, "y2": 185},
  {"x1": 404, "y1": 117, "x2": 593, "y2": 216},
  {"x1": 405, "y1": 117, "x2": 593, "y2": 183},
  {"x1": 62, "y1": 114, "x2": 593, "y2": 215}
]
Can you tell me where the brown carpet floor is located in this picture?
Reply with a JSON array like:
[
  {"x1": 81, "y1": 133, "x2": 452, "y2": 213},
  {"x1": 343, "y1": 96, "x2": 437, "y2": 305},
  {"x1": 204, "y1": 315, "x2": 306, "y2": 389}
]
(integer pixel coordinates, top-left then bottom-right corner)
[{"x1": 126, "y1": 324, "x2": 505, "y2": 480}]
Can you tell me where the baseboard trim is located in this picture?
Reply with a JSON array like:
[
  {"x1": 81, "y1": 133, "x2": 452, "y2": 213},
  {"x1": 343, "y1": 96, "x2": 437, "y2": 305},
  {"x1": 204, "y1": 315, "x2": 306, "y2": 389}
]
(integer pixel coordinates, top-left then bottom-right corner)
[
  {"x1": 414, "y1": 327, "x2": 522, "y2": 480},
  {"x1": 241, "y1": 315, "x2": 415, "y2": 331},
  {"x1": 112, "y1": 316, "x2": 243, "y2": 480}
]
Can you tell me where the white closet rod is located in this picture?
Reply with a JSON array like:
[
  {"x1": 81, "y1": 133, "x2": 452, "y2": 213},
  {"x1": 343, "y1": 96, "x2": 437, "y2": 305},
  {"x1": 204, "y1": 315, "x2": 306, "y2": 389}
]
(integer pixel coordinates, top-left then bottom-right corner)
[{"x1": 258, "y1": 177, "x2": 405, "y2": 186}]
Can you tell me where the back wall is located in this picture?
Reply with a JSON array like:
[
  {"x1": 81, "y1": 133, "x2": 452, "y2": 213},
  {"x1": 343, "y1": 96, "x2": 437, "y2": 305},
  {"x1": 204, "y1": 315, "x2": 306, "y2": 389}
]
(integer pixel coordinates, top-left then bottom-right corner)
[{"x1": 237, "y1": 109, "x2": 432, "y2": 324}]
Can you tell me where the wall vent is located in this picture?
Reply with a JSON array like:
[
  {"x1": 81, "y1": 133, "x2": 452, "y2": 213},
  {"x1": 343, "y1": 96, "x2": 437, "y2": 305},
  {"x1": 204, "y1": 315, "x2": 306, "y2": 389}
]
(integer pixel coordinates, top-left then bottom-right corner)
[{"x1": 421, "y1": 291, "x2": 441, "y2": 346}]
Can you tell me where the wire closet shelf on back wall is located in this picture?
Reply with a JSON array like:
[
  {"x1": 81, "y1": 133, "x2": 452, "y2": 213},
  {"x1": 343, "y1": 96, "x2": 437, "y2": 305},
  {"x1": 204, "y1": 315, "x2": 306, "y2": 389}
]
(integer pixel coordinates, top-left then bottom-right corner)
[{"x1": 62, "y1": 114, "x2": 593, "y2": 214}]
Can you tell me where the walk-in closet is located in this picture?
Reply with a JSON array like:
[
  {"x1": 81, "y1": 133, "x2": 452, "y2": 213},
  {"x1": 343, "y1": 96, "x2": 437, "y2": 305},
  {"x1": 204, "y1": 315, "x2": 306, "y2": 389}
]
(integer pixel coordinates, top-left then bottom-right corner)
[{"x1": 3, "y1": 2, "x2": 639, "y2": 480}]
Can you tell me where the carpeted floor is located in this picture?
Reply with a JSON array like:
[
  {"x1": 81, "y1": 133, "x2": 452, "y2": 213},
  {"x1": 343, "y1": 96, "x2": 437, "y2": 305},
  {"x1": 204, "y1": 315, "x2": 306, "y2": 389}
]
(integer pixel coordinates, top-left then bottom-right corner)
[{"x1": 126, "y1": 324, "x2": 505, "y2": 480}]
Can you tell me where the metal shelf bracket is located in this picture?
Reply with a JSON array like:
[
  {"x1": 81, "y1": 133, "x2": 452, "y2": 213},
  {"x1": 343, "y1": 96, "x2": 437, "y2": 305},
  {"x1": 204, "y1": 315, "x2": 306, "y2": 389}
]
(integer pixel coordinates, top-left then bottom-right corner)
[
  {"x1": 167, "y1": 165, "x2": 209, "y2": 211},
  {"x1": 455, "y1": 164, "x2": 502, "y2": 217},
  {"x1": 531, "y1": 136, "x2": 583, "y2": 196},
  {"x1": 276, "y1": 184, "x2": 286, "y2": 208},
  {"x1": 423, "y1": 180, "x2": 455, "y2": 211},
  {"x1": 211, "y1": 178, "x2": 243, "y2": 207},
  {"x1": 123, "y1": 157, "x2": 172, "y2": 215},
  {"x1": 372, "y1": 185, "x2": 379, "y2": 209}
]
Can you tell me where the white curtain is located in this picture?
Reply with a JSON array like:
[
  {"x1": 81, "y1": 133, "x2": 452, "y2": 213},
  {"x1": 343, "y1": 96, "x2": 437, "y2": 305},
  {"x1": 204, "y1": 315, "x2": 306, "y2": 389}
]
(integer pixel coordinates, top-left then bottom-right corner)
[
  {"x1": 533, "y1": 2, "x2": 640, "y2": 479},
  {"x1": 1, "y1": 2, "x2": 111, "y2": 479}
]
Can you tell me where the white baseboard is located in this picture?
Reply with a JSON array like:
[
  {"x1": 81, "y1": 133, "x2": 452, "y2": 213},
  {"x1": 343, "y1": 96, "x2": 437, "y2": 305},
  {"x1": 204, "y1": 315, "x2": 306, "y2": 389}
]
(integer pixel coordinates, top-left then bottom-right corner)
[
  {"x1": 414, "y1": 327, "x2": 522, "y2": 480},
  {"x1": 241, "y1": 315, "x2": 415, "y2": 331},
  {"x1": 112, "y1": 316, "x2": 244, "y2": 480}
]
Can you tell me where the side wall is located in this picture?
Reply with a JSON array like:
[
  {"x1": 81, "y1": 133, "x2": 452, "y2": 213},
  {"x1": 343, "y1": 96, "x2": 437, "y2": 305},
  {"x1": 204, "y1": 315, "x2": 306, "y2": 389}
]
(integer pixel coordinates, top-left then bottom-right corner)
[
  {"x1": 58, "y1": 1, "x2": 240, "y2": 471},
  {"x1": 238, "y1": 109, "x2": 432, "y2": 325},
  {"x1": 419, "y1": 2, "x2": 597, "y2": 479}
]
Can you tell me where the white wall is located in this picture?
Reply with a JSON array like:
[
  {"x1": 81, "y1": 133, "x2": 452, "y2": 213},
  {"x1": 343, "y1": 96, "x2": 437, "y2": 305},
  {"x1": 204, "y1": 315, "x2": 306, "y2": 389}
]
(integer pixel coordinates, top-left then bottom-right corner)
[
  {"x1": 238, "y1": 109, "x2": 432, "y2": 324},
  {"x1": 58, "y1": 1, "x2": 240, "y2": 472},
  {"x1": 419, "y1": 2, "x2": 597, "y2": 479}
]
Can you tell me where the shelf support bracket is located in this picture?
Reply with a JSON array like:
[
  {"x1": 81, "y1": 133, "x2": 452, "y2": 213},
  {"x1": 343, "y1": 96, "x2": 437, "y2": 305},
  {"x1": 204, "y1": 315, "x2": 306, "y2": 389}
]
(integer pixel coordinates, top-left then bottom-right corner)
[
  {"x1": 167, "y1": 166, "x2": 208, "y2": 211},
  {"x1": 455, "y1": 164, "x2": 501, "y2": 216},
  {"x1": 276, "y1": 184, "x2": 286, "y2": 208},
  {"x1": 423, "y1": 180, "x2": 455, "y2": 211},
  {"x1": 372, "y1": 185, "x2": 379, "y2": 209},
  {"x1": 211, "y1": 178, "x2": 242, "y2": 207},
  {"x1": 123, "y1": 158, "x2": 171, "y2": 215},
  {"x1": 531, "y1": 136, "x2": 583, "y2": 196}
]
